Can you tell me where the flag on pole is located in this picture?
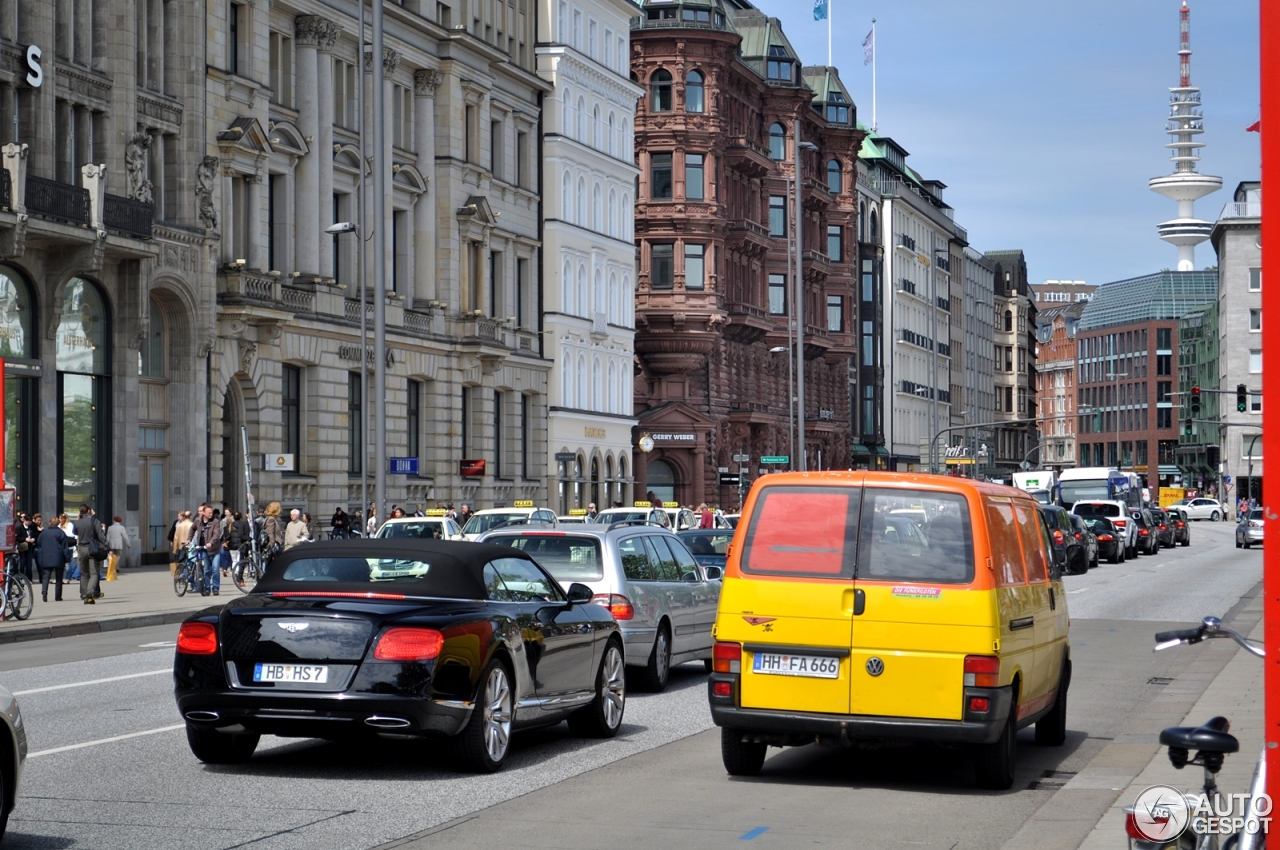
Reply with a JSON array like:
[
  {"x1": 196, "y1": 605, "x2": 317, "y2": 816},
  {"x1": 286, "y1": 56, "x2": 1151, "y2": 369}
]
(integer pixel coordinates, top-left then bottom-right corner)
[
  {"x1": 813, "y1": 0, "x2": 828, "y2": 21},
  {"x1": 862, "y1": 27, "x2": 874, "y2": 65},
  {"x1": 1246, "y1": 119, "x2": 1261, "y2": 133}
]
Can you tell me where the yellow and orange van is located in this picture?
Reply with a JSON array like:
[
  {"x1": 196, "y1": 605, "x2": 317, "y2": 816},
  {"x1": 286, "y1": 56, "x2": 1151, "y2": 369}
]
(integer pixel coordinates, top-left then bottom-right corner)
[{"x1": 708, "y1": 471, "x2": 1070, "y2": 789}]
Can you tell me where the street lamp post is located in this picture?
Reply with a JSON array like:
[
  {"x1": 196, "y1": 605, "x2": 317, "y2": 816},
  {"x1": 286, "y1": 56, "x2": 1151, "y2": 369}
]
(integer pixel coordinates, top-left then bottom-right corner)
[
  {"x1": 769, "y1": 346, "x2": 794, "y2": 473},
  {"x1": 794, "y1": 128, "x2": 819, "y2": 471},
  {"x1": 326, "y1": 221, "x2": 366, "y2": 527},
  {"x1": 1108, "y1": 369, "x2": 1129, "y2": 469},
  {"x1": 372, "y1": 0, "x2": 388, "y2": 525}
]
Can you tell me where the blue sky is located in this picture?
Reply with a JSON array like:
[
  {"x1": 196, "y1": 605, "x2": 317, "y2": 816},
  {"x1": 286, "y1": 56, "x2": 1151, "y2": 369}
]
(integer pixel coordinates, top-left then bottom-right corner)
[{"x1": 750, "y1": 0, "x2": 1260, "y2": 285}]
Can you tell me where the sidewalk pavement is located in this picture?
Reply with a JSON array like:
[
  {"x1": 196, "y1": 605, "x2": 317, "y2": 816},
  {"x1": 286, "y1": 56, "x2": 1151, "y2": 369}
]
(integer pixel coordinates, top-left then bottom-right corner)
[
  {"x1": 1003, "y1": 588, "x2": 1264, "y2": 850},
  {"x1": 0, "y1": 564, "x2": 231, "y2": 644}
]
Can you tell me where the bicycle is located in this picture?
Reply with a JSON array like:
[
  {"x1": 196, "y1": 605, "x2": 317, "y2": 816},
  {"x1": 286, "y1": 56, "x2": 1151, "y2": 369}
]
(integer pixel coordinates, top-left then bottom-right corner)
[
  {"x1": 1124, "y1": 616, "x2": 1267, "y2": 850},
  {"x1": 173, "y1": 543, "x2": 206, "y2": 597},
  {"x1": 226, "y1": 545, "x2": 265, "y2": 594},
  {"x1": 1, "y1": 552, "x2": 33, "y2": 620}
]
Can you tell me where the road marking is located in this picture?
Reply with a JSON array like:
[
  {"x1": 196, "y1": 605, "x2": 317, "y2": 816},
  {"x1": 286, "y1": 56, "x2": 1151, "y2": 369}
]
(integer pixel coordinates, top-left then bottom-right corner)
[
  {"x1": 740, "y1": 827, "x2": 770, "y2": 840},
  {"x1": 27, "y1": 724, "x2": 186, "y2": 758},
  {"x1": 139, "y1": 641, "x2": 176, "y2": 648},
  {"x1": 1068, "y1": 588, "x2": 1089, "y2": 594},
  {"x1": 13, "y1": 669, "x2": 169, "y2": 696}
]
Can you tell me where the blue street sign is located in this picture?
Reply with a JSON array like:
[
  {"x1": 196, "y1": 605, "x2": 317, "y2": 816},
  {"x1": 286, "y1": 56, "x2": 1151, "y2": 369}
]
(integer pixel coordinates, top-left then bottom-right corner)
[
  {"x1": 1223, "y1": 475, "x2": 1232, "y2": 484},
  {"x1": 389, "y1": 457, "x2": 419, "y2": 475}
]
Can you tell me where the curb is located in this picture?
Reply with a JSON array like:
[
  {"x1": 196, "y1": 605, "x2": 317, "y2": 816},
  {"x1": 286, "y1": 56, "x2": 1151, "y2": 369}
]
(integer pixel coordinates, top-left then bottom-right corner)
[{"x1": 0, "y1": 610, "x2": 192, "y2": 645}]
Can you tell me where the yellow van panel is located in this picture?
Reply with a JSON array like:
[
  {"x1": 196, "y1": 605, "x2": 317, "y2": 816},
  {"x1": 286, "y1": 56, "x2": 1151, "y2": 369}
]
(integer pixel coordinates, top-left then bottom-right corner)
[
  {"x1": 848, "y1": 649, "x2": 965, "y2": 720},
  {"x1": 740, "y1": 651, "x2": 852, "y2": 715}
]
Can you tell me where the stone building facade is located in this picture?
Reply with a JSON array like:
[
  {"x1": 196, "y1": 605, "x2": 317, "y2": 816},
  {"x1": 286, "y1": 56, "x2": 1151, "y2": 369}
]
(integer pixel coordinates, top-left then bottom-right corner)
[
  {"x1": 1034, "y1": 307, "x2": 1082, "y2": 471},
  {"x1": 206, "y1": 0, "x2": 551, "y2": 531},
  {"x1": 537, "y1": 0, "x2": 641, "y2": 513},
  {"x1": 0, "y1": 0, "x2": 208, "y2": 562},
  {"x1": 961, "y1": 247, "x2": 996, "y2": 470},
  {"x1": 986, "y1": 249, "x2": 1038, "y2": 480},
  {"x1": 629, "y1": 0, "x2": 862, "y2": 508}
]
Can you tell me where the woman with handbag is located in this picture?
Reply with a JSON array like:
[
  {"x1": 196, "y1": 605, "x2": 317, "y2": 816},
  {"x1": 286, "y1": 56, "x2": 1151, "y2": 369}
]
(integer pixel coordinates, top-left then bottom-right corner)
[{"x1": 261, "y1": 502, "x2": 285, "y2": 562}]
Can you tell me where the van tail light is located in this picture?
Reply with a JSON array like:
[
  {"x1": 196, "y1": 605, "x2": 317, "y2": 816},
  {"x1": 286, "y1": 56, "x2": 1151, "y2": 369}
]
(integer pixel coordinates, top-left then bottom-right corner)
[
  {"x1": 1096, "y1": 533, "x2": 1114, "y2": 541},
  {"x1": 373, "y1": 628, "x2": 444, "y2": 661},
  {"x1": 1052, "y1": 529, "x2": 1064, "y2": 545},
  {"x1": 713, "y1": 681, "x2": 733, "y2": 697},
  {"x1": 968, "y1": 696, "x2": 990, "y2": 713},
  {"x1": 177, "y1": 622, "x2": 218, "y2": 655},
  {"x1": 964, "y1": 655, "x2": 999, "y2": 688},
  {"x1": 591, "y1": 593, "x2": 634, "y2": 620},
  {"x1": 713, "y1": 641, "x2": 742, "y2": 674}
]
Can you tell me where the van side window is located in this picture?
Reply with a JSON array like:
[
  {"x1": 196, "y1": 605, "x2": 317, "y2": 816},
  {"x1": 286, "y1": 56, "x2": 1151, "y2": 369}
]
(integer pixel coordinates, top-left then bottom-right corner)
[
  {"x1": 985, "y1": 498, "x2": 1027, "y2": 586},
  {"x1": 618, "y1": 536, "x2": 654, "y2": 581},
  {"x1": 740, "y1": 487, "x2": 861, "y2": 578},
  {"x1": 1013, "y1": 503, "x2": 1049, "y2": 584},
  {"x1": 860, "y1": 489, "x2": 974, "y2": 583}
]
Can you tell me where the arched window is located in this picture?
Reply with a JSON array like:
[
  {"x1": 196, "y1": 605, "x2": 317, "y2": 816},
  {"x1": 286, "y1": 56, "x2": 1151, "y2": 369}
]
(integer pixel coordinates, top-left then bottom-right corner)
[
  {"x1": 577, "y1": 176, "x2": 587, "y2": 225},
  {"x1": 622, "y1": 273, "x2": 632, "y2": 324},
  {"x1": 562, "y1": 87, "x2": 573, "y2": 136},
  {"x1": 647, "y1": 459, "x2": 676, "y2": 506},
  {"x1": 686, "y1": 70, "x2": 704, "y2": 113},
  {"x1": 620, "y1": 193, "x2": 630, "y2": 238},
  {"x1": 57, "y1": 276, "x2": 110, "y2": 513},
  {"x1": 140, "y1": 297, "x2": 166, "y2": 377},
  {"x1": 608, "y1": 271, "x2": 619, "y2": 322},
  {"x1": 769, "y1": 122, "x2": 786, "y2": 160},
  {"x1": 1004, "y1": 310, "x2": 1014, "y2": 332},
  {"x1": 561, "y1": 171, "x2": 573, "y2": 223},
  {"x1": 593, "y1": 268, "x2": 604, "y2": 316},
  {"x1": 576, "y1": 96, "x2": 586, "y2": 141},
  {"x1": 859, "y1": 201, "x2": 866, "y2": 242},
  {"x1": 592, "y1": 183, "x2": 602, "y2": 232},
  {"x1": 562, "y1": 259, "x2": 574, "y2": 313},
  {"x1": 562, "y1": 355, "x2": 573, "y2": 407},
  {"x1": 592, "y1": 357, "x2": 602, "y2": 410},
  {"x1": 608, "y1": 188, "x2": 617, "y2": 237},
  {"x1": 650, "y1": 69, "x2": 672, "y2": 112},
  {"x1": 608, "y1": 112, "x2": 616, "y2": 156},
  {"x1": 869, "y1": 209, "x2": 878, "y2": 244},
  {"x1": 577, "y1": 264, "x2": 588, "y2": 316},
  {"x1": 592, "y1": 105, "x2": 600, "y2": 149},
  {"x1": 590, "y1": 456, "x2": 600, "y2": 507},
  {"x1": 621, "y1": 118, "x2": 631, "y2": 158},
  {"x1": 607, "y1": 360, "x2": 617, "y2": 413},
  {"x1": 576, "y1": 353, "x2": 587, "y2": 408},
  {"x1": 827, "y1": 159, "x2": 842, "y2": 194}
]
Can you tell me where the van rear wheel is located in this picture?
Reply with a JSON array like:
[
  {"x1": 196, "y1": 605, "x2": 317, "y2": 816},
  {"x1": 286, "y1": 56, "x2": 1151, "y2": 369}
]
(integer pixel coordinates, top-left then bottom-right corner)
[
  {"x1": 721, "y1": 728, "x2": 767, "y2": 776},
  {"x1": 974, "y1": 709, "x2": 1017, "y2": 790}
]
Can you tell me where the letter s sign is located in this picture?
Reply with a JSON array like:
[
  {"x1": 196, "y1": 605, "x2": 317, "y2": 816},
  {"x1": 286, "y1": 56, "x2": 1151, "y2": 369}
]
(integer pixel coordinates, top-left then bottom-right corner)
[{"x1": 24, "y1": 45, "x2": 42, "y2": 88}]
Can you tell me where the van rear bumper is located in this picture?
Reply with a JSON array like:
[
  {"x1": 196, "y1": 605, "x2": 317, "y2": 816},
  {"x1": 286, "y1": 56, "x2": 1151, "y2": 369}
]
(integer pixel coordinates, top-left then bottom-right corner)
[{"x1": 708, "y1": 680, "x2": 1013, "y2": 746}]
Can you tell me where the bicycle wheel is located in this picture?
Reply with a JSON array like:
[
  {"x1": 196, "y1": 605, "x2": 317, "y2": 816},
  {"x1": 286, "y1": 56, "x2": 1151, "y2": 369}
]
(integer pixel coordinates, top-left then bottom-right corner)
[
  {"x1": 230, "y1": 560, "x2": 247, "y2": 593},
  {"x1": 174, "y1": 563, "x2": 188, "y2": 597},
  {"x1": 8, "y1": 574, "x2": 33, "y2": 620}
]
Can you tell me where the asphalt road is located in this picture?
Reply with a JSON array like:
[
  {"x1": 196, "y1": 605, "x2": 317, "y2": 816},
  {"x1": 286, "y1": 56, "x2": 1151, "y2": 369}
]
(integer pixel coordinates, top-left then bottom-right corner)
[{"x1": 0, "y1": 520, "x2": 1256, "y2": 850}]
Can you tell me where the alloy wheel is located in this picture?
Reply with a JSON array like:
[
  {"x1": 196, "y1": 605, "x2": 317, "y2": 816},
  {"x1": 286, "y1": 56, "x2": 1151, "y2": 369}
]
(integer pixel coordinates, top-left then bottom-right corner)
[
  {"x1": 482, "y1": 666, "x2": 513, "y2": 763},
  {"x1": 602, "y1": 645, "x2": 626, "y2": 729},
  {"x1": 655, "y1": 631, "x2": 669, "y2": 683}
]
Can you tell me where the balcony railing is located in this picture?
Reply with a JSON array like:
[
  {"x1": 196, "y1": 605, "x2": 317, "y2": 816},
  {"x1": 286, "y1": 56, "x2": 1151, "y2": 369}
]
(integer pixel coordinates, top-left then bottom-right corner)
[
  {"x1": 103, "y1": 193, "x2": 153, "y2": 238},
  {"x1": 26, "y1": 175, "x2": 89, "y2": 224},
  {"x1": 0, "y1": 169, "x2": 10, "y2": 211},
  {"x1": 1220, "y1": 201, "x2": 1261, "y2": 219},
  {"x1": 899, "y1": 278, "x2": 916, "y2": 296}
]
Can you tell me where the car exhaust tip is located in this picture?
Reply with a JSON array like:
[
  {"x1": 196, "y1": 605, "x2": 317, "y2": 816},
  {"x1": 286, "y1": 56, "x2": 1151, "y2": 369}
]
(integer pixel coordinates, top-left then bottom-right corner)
[
  {"x1": 185, "y1": 710, "x2": 221, "y2": 722},
  {"x1": 364, "y1": 715, "x2": 412, "y2": 729}
]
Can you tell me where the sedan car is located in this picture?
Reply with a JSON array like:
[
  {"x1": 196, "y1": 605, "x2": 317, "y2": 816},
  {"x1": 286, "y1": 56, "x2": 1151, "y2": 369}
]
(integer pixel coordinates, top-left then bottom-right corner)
[
  {"x1": 461, "y1": 507, "x2": 558, "y2": 540},
  {"x1": 676, "y1": 529, "x2": 735, "y2": 577},
  {"x1": 1149, "y1": 508, "x2": 1175, "y2": 549},
  {"x1": 1177, "y1": 497, "x2": 1225, "y2": 522},
  {"x1": 480, "y1": 525, "x2": 719, "y2": 691},
  {"x1": 1129, "y1": 509, "x2": 1161, "y2": 555},
  {"x1": 1165, "y1": 506, "x2": 1191, "y2": 546},
  {"x1": 1237, "y1": 509, "x2": 1265, "y2": 549},
  {"x1": 1042, "y1": 505, "x2": 1087, "y2": 574},
  {"x1": 1081, "y1": 517, "x2": 1124, "y2": 563},
  {"x1": 0, "y1": 684, "x2": 27, "y2": 842},
  {"x1": 375, "y1": 515, "x2": 464, "y2": 540},
  {"x1": 1069, "y1": 514, "x2": 1098, "y2": 570},
  {"x1": 173, "y1": 539, "x2": 625, "y2": 773}
]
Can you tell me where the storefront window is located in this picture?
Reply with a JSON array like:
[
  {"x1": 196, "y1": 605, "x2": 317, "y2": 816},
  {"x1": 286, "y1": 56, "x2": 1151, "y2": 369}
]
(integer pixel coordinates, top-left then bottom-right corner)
[
  {"x1": 57, "y1": 277, "x2": 110, "y2": 516},
  {"x1": 647, "y1": 459, "x2": 676, "y2": 506},
  {"x1": 0, "y1": 266, "x2": 35, "y2": 507}
]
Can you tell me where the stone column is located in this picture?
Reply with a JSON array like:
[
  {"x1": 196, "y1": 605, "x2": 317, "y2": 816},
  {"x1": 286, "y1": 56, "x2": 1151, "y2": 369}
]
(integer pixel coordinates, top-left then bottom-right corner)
[
  {"x1": 18, "y1": 0, "x2": 54, "y2": 177},
  {"x1": 400, "y1": 202, "x2": 414, "y2": 308},
  {"x1": 313, "y1": 18, "x2": 339, "y2": 278},
  {"x1": 293, "y1": 16, "x2": 325, "y2": 276},
  {"x1": 246, "y1": 174, "x2": 263, "y2": 270},
  {"x1": 412, "y1": 69, "x2": 440, "y2": 305},
  {"x1": 146, "y1": 0, "x2": 163, "y2": 91}
]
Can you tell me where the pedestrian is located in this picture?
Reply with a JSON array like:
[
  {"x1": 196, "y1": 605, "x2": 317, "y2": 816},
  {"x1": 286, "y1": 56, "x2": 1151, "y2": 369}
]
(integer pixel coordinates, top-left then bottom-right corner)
[
  {"x1": 60, "y1": 513, "x2": 79, "y2": 583},
  {"x1": 586, "y1": 502, "x2": 598, "y2": 521},
  {"x1": 172, "y1": 510, "x2": 194, "y2": 577},
  {"x1": 458, "y1": 503, "x2": 474, "y2": 528},
  {"x1": 261, "y1": 502, "x2": 284, "y2": 558},
  {"x1": 193, "y1": 503, "x2": 223, "y2": 596},
  {"x1": 698, "y1": 503, "x2": 714, "y2": 529},
  {"x1": 285, "y1": 509, "x2": 310, "y2": 550},
  {"x1": 414, "y1": 504, "x2": 425, "y2": 518},
  {"x1": 35, "y1": 516, "x2": 69, "y2": 602},
  {"x1": 17, "y1": 512, "x2": 35, "y2": 581},
  {"x1": 445, "y1": 503, "x2": 457, "y2": 522},
  {"x1": 74, "y1": 504, "x2": 107, "y2": 605},
  {"x1": 303, "y1": 512, "x2": 317, "y2": 541},
  {"x1": 331, "y1": 506, "x2": 349, "y2": 540},
  {"x1": 228, "y1": 511, "x2": 249, "y2": 578},
  {"x1": 105, "y1": 515, "x2": 127, "y2": 582}
]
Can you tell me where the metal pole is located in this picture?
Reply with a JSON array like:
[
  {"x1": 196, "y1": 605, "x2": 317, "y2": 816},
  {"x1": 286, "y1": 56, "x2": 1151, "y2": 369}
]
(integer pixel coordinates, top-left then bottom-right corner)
[
  {"x1": 793, "y1": 119, "x2": 806, "y2": 471},
  {"x1": 372, "y1": 0, "x2": 388, "y2": 525},
  {"x1": 785, "y1": 177, "x2": 795, "y2": 473},
  {"x1": 930, "y1": 241, "x2": 938, "y2": 473},
  {"x1": 1246, "y1": 434, "x2": 1261, "y2": 509},
  {"x1": 357, "y1": 0, "x2": 368, "y2": 533},
  {"x1": 241, "y1": 427, "x2": 258, "y2": 566}
]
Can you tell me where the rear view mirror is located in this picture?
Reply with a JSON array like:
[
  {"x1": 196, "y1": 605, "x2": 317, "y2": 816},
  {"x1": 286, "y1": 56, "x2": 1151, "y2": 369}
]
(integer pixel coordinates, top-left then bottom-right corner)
[
  {"x1": 566, "y1": 583, "x2": 593, "y2": 604},
  {"x1": 703, "y1": 566, "x2": 723, "y2": 580}
]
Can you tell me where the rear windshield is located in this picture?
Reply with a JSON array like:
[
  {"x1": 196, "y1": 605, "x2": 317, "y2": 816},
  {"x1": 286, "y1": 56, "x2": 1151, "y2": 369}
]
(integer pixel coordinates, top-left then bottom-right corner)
[
  {"x1": 279, "y1": 557, "x2": 432, "y2": 583},
  {"x1": 863, "y1": 490, "x2": 974, "y2": 583},
  {"x1": 1073, "y1": 502, "x2": 1120, "y2": 518},
  {"x1": 1081, "y1": 517, "x2": 1115, "y2": 533},
  {"x1": 1248, "y1": 510, "x2": 1265, "y2": 521},
  {"x1": 487, "y1": 535, "x2": 604, "y2": 581},
  {"x1": 680, "y1": 531, "x2": 733, "y2": 559},
  {"x1": 377, "y1": 521, "x2": 447, "y2": 539},
  {"x1": 741, "y1": 487, "x2": 860, "y2": 577},
  {"x1": 464, "y1": 512, "x2": 530, "y2": 535}
]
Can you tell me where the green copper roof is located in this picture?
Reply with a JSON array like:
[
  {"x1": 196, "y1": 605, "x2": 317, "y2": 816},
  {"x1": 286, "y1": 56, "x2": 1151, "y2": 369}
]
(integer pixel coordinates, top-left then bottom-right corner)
[{"x1": 1078, "y1": 271, "x2": 1219, "y2": 331}]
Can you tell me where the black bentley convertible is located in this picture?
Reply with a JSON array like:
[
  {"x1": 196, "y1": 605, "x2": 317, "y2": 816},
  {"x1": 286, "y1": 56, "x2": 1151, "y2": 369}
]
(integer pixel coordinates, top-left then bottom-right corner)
[{"x1": 173, "y1": 539, "x2": 626, "y2": 772}]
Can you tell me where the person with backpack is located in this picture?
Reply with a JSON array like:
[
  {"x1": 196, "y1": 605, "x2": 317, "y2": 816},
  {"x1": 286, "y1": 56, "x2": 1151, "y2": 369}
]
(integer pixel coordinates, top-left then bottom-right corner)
[{"x1": 74, "y1": 504, "x2": 108, "y2": 604}]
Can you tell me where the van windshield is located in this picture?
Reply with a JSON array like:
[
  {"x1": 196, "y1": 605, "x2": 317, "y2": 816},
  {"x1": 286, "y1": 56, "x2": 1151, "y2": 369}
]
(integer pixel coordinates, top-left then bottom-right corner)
[{"x1": 1060, "y1": 480, "x2": 1111, "y2": 506}]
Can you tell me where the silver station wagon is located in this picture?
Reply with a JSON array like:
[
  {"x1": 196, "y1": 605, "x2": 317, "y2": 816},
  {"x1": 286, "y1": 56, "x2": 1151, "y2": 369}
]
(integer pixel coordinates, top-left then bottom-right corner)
[{"x1": 478, "y1": 524, "x2": 720, "y2": 691}]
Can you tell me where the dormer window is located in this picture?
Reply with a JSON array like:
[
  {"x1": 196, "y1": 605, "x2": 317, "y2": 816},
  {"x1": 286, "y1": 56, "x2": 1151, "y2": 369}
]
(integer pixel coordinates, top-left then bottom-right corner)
[
  {"x1": 681, "y1": 6, "x2": 711, "y2": 23},
  {"x1": 646, "y1": 6, "x2": 677, "y2": 21},
  {"x1": 825, "y1": 91, "x2": 849, "y2": 123},
  {"x1": 767, "y1": 46, "x2": 792, "y2": 81}
]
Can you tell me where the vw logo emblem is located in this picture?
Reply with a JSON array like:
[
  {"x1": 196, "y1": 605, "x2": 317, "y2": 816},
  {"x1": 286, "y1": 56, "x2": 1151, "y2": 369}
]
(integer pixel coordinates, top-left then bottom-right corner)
[
  {"x1": 865, "y1": 657, "x2": 884, "y2": 677},
  {"x1": 277, "y1": 622, "x2": 310, "y2": 633}
]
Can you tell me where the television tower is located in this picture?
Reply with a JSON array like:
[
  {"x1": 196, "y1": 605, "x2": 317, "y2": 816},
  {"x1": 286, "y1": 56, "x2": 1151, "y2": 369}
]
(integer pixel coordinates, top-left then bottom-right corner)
[{"x1": 1148, "y1": 0, "x2": 1221, "y2": 271}]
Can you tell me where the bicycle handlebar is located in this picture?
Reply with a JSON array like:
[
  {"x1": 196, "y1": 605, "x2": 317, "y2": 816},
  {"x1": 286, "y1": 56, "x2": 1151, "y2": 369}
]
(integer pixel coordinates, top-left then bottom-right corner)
[
  {"x1": 1154, "y1": 616, "x2": 1265, "y2": 658},
  {"x1": 1154, "y1": 627, "x2": 1205, "y2": 644}
]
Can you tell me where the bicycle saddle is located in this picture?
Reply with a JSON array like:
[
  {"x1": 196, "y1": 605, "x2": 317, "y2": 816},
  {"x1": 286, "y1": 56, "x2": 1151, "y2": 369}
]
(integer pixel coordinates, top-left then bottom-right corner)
[{"x1": 1159, "y1": 716, "x2": 1239, "y2": 754}]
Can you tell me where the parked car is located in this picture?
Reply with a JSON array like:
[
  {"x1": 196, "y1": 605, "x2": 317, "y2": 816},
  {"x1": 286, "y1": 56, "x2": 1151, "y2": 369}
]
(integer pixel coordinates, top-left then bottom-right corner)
[
  {"x1": 0, "y1": 683, "x2": 27, "y2": 841},
  {"x1": 1237, "y1": 508, "x2": 1265, "y2": 549},
  {"x1": 708, "y1": 472, "x2": 1069, "y2": 790},
  {"x1": 460, "y1": 506, "x2": 558, "y2": 540},
  {"x1": 1164, "y1": 506, "x2": 1192, "y2": 547},
  {"x1": 1081, "y1": 516, "x2": 1123, "y2": 563},
  {"x1": 1128, "y1": 509, "x2": 1161, "y2": 555},
  {"x1": 1071, "y1": 500, "x2": 1138, "y2": 559},
  {"x1": 1068, "y1": 514, "x2": 1098, "y2": 570},
  {"x1": 173, "y1": 539, "x2": 624, "y2": 773},
  {"x1": 374, "y1": 515, "x2": 464, "y2": 540},
  {"x1": 481, "y1": 524, "x2": 719, "y2": 691},
  {"x1": 1175, "y1": 497, "x2": 1225, "y2": 522},
  {"x1": 722, "y1": 514, "x2": 740, "y2": 529},
  {"x1": 676, "y1": 529, "x2": 735, "y2": 576},
  {"x1": 1148, "y1": 508, "x2": 1175, "y2": 549},
  {"x1": 1043, "y1": 505, "x2": 1087, "y2": 575}
]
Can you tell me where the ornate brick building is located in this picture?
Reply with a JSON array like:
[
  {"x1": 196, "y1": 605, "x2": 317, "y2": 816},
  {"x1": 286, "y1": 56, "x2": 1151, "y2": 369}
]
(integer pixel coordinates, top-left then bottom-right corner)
[{"x1": 630, "y1": 0, "x2": 862, "y2": 508}]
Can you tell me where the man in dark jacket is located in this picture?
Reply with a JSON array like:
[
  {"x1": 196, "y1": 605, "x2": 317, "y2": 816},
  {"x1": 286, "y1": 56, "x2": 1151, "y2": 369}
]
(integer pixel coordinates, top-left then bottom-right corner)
[
  {"x1": 75, "y1": 505, "x2": 107, "y2": 604},
  {"x1": 194, "y1": 503, "x2": 223, "y2": 596},
  {"x1": 331, "y1": 507, "x2": 349, "y2": 540},
  {"x1": 36, "y1": 519, "x2": 68, "y2": 602}
]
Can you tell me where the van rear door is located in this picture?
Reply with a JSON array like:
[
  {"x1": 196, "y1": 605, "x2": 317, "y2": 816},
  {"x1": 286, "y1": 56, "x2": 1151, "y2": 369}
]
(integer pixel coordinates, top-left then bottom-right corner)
[
  {"x1": 720, "y1": 484, "x2": 861, "y2": 716},
  {"x1": 848, "y1": 488, "x2": 984, "y2": 721}
]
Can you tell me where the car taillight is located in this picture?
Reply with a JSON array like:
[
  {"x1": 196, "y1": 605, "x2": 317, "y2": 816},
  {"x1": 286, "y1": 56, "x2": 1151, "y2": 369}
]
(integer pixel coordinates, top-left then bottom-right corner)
[
  {"x1": 176, "y1": 622, "x2": 218, "y2": 655},
  {"x1": 1097, "y1": 534, "x2": 1114, "y2": 541},
  {"x1": 1178, "y1": 521, "x2": 1185, "y2": 528},
  {"x1": 1250, "y1": 521, "x2": 1263, "y2": 528},
  {"x1": 1074, "y1": 532, "x2": 1082, "y2": 540},
  {"x1": 964, "y1": 655, "x2": 999, "y2": 688},
  {"x1": 713, "y1": 641, "x2": 742, "y2": 674},
  {"x1": 968, "y1": 696, "x2": 990, "y2": 712},
  {"x1": 1160, "y1": 524, "x2": 1167, "y2": 531},
  {"x1": 713, "y1": 681, "x2": 733, "y2": 697},
  {"x1": 1052, "y1": 529, "x2": 1064, "y2": 545},
  {"x1": 1113, "y1": 518, "x2": 1127, "y2": 528},
  {"x1": 1139, "y1": 528, "x2": 1149, "y2": 536},
  {"x1": 373, "y1": 627, "x2": 445, "y2": 661},
  {"x1": 591, "y1": 593, "x2": 634, "y2": 620}
]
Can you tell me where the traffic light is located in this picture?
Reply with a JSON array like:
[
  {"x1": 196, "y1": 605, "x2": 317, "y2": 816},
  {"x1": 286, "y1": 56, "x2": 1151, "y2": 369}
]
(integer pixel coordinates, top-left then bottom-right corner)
[
  {"x1": 1237, "y1": 383, "x2": 1248, "y2": 413},
  {"x1": 1185, "y1": 418, "x2": 1193, "y2": 437},
  {"x1": 1191, "y1": 385, "x2": 1201, "y2": 415}
]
